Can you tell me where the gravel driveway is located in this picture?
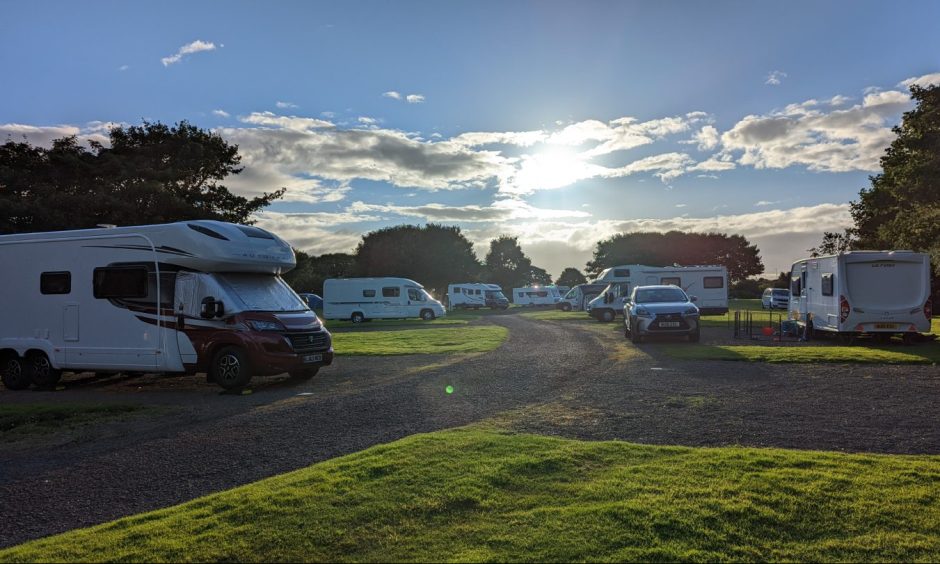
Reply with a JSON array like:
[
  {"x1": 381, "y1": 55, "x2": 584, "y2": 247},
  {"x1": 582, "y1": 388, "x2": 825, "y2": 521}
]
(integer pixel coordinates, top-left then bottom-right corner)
[{"x1": 2, "y1": 314, "x2": 939, "y2": 547}]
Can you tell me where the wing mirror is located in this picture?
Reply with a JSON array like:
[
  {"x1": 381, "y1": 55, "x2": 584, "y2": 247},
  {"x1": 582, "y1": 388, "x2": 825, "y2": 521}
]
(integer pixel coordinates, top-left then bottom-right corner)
[
  {"x1": 200, "y1": 296, "x2": 225, "y2": 318},
  {"x1": 690, "y1": 295, "x2": 698, "y2": 303}
]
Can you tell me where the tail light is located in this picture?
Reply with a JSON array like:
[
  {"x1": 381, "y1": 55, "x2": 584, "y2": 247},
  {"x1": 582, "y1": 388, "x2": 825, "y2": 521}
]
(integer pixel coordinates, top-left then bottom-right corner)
[
  {"x1": 839, "y1": 295, "x2": 850, "y2": 323},
  {"x1": 926, "y1": 298, "x2": 933, "y2": 320}
]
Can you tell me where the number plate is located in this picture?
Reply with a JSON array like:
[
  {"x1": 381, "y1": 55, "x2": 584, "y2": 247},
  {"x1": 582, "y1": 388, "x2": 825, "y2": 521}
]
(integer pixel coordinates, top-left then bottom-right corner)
[
  {"x1": 659, "y1": 321, "x2": 681, "y2": 327},
  {"x1": 874, "y1": 323, "x2": 896, "y2": 329},
  {"x1": 302, "y1": 354, "x2": 323, "y2": 363}
]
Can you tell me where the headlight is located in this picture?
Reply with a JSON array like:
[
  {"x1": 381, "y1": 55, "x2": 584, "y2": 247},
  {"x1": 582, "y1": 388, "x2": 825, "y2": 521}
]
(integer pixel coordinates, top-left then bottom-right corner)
[
  {"x1": 684, "y1": 307, "x2": 698, "y2": 315},
  {"x1": 635, "y1": 307, "x2": 652, "y2": 318},
  {"x1": 248, "y1": 319, "x2": 285, "y2": 331}
]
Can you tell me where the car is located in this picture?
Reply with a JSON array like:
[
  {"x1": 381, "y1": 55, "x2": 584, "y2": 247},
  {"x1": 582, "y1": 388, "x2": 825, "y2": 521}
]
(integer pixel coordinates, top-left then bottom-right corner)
[
  {"x1": 623, "y1": 284, "x2": 700, "y2": 343},
  {"x1": 761, "y1": 287, "x2": 790, "y2": 310},
  {"x1": 298, "y1": 292, "x2": 323, "y2": 310}
]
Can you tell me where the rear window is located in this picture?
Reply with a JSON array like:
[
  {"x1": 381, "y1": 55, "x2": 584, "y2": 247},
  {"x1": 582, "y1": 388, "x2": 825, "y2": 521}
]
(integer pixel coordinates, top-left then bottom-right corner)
[{"x1": 846, "y1": 260, "x2": 926, "y2": 308}]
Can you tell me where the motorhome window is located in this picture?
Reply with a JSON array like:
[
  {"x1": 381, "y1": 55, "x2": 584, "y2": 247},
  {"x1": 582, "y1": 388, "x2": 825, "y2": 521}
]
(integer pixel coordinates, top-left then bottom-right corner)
[
  {"x1": 121, "y1": 272, "x2": 176, "y2": 309},
  {"x1": 382, "y1": 287, "x2": 400, "y2": 298},
  {"x1": 408, "y1": 288, "x2": 425, "y2": 301},
  {"x1": 703, "y1": 277, "x2": 724, "y2": 289},
  {"x1": 614, "y1": 269, "x2": 630, "y2": 277},
  {"x1": 94, "y1": 267, "x2": 148, "y2": 299},
  {"x1": 518, "y1": 292, "x2": 523, "y2": 298},
  {"x1": 188, "y1": 224, "x2": 229, "y2": 240},
  {"x1": 40, "y1": 271, "x2": 71, "y2": 295},
  {"x1": 661, "y1": 277, "x2": 681, "y2": 286},
  {"x1": 537, "y1": 291, "x2": 548, "y2": 297},
  {"x1": 216, "y1": 274, "x2": 307, "y2": 312},
  {"x1": 363, "y1": 289, "x2": 376, "y2": 298},
  {"x1": 821, "y1": 273, "x2": 834, "y2": 296},
  {"x1": 236, "y1": 225, "x2": 275, "y2": 239},
  {"x1": 475, "y1": 289, "x2": 481, "y2": 295}
]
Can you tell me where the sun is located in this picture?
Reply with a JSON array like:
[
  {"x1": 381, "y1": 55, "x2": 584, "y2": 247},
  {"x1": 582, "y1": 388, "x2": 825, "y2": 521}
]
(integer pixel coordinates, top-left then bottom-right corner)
[{"x1": 511, "y1": 148, "x2": 598, "y2": 193}]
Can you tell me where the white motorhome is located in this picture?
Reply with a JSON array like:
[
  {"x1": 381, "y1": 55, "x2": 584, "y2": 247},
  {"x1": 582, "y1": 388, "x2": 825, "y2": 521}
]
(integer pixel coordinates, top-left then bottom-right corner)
[
  {"x1": 789, "y1": 251, "x2": 932, "y2": 339},
  {"x1": 557, "y1": 283, "x2": 607, "y2": 312},
  {"x1": 587, "y1": 264, "x2": 729, "y2": 321},
  {"x1": 512, "y1": 286, "x2": 562, "y2": 306},
  {"x1": 0, "y1": 221, "x2": 333, "y2": 391},
  {"x1": 323, "y1": 278, "x2": 446, "y2": 322},
  {"x1": 446, "y1": 283, "x2": 509, "y2": 310}
]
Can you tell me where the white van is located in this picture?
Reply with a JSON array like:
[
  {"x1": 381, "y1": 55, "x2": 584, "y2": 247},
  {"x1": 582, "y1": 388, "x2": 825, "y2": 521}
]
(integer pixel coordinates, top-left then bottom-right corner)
[
  {"x1": 447, "y1": 283, "x2": 509, "y2": 310},
  {"x1": 512, "y1": 286, "x2": 562, "y2": 306},
  {"x1": 0, "y1": 221, "x2": 333, "y2": 391},
  {"x1": 587, "y1": 265, "x2": 728, "y2": 322},
  {"x1": 323, "y1": 278, "x2": 446, "y2": 323},
  {"x1": 557, "y1": 283, "x2": 607, "y2": 311},
  {"x1": 789, "y1": 251, "x2": 932, "y2": 339}
]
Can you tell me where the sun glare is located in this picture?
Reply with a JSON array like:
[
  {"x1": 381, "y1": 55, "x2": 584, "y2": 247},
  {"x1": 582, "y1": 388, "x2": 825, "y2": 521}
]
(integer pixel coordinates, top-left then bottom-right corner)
[{"x1": 511, "y1": 149, "x2": 599, "y2": 193}]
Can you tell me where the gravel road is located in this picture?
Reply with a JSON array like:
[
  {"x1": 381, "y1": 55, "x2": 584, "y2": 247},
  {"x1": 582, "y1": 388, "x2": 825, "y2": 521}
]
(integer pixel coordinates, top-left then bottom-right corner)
[{"x1": 2, "y1": 313, "x2": 938, "y2": 547}]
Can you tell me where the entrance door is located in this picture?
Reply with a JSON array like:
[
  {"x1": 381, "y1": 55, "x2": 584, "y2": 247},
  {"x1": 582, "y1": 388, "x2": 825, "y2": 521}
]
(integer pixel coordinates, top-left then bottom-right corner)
[{"x1": 174, "y1": 273, "x2": 198, "y2": 365}]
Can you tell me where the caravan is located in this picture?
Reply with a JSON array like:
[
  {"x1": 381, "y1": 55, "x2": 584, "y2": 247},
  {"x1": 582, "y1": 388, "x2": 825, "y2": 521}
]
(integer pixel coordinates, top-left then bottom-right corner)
[
  {"x1": 789, "y1": 251, "x2": 932, "y2": 339},
  {"x1": 446, "y1": 283, "x2": 509, "y2": 310},
  {"x1": 323, "y1": 278, "x2": 445, "y2": 322},
  {"x1": 512, "y1": 286, "x2": 562, "y2": 306},
  {"x1": 0, "y1": 221, "x2": 333, "y2": 391}
]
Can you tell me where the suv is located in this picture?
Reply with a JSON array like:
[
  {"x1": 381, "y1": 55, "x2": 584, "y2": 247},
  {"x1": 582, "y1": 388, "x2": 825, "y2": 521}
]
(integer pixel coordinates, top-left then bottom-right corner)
[
  {"x1": 623, "y1": 285, "x2": 700, "y2": 343},
  {"x1": 761, "y1": 288, "x2": 790, "y2": 310}
]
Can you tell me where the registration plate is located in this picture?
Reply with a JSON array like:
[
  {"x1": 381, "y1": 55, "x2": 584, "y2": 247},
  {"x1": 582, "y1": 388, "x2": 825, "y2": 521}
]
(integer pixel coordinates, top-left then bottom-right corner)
[
  {"x1": 659, "y1": 321, "x2": 681, "y2": 328},
  {"x1": 874, "y1": 323, "x2": 896, "y2": 329},
  {"x1": 302, "y1": 354, "x2": 323, "y2": 363}
]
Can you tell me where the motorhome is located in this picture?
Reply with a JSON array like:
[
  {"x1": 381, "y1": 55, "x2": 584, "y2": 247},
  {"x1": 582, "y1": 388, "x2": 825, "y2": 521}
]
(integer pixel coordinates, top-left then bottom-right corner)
[
  {"x1": 323, "y1": 278, "x2": 445, "y2": 322},
  {"x1": 0, "y1": 221, "x2": 333, "y2": 391},
  {"x1": 512, "y1": 286, "x2": 562, "y2": 306},
  {"x1": 789, "y1": 251, "x2": 932, "y2": 339},
  {"x1": 557, "y1": 283, "x2": 607, "y2": 311},
  {"x1": 446, "y1": 283, "x2": 509, "y2": 310},
  {"x1": 587, "y1": 264, "x2": 728, "y2": 321}
]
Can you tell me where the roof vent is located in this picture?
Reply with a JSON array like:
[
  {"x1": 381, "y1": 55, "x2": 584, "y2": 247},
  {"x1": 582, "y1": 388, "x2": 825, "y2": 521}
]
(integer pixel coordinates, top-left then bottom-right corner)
[{"x1": 97, "y1": 224, "x2": 117, "y2": 229}]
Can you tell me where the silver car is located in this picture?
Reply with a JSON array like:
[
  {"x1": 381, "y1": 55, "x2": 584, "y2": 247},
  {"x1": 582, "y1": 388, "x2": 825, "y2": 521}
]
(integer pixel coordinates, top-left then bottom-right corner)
[{"x1": 623, "y1": 285, "x2": 700, "y2": 343}]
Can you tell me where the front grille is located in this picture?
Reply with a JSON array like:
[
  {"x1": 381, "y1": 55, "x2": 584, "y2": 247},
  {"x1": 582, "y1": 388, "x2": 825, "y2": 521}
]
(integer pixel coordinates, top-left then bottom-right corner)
[{"x1": 287, "y1": 331, "x2": 331, "y2": 353}]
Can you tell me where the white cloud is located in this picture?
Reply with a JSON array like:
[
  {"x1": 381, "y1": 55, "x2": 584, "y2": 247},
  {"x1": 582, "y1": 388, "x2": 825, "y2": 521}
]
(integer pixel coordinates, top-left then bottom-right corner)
[
  {"x1": 276, "y1": 101, "x2": 298, "y2": 109},
  {"x1": 406, "y1": 94, "x2": 425, "y2": 104},
  {"x1": 252, "y1": 211, "x2": 371, "y2": 257},
  {"x1": 675, "y1": 204, "x2": 687, "y2": 208},
  {"x1": 357, "y1": 116, "x2": 378, "y2": 125},
  {"x1": 161, "y1": 40, "x2": 217, "y2": 67},
  {"x1": 898, "y1": 72, "x2": 940, "y2": 89},
  {"x1": 0, "y1": 121, "x2": 124, "y2": 148},
  {"x1": 347, "y1": 198, "x2": 590, "y2": 223},
  {"x1": 382, "y1": 91, "x2": 402, "y2": 100},
  {"x1": 765, "y1": 70, "x2": 787, "y2": 86},
  {"x1": 828, "y1": 95, "x2": 852, "y2": 106},
  {"x1": 212, "y1": 109, "x2": 230, "y2": 118},
  {"x1": 682, "y1": 125, "x2": 720, "y2": 151},
  {"x1": 754, "y1": 200, "x2": 780, "y2": 207},
  {"x1": 451, "y1": 130, "x2": 548, "y2": 147},
  {"x1": 239, "y1": 111, "x2": 335, "y2": 131}
]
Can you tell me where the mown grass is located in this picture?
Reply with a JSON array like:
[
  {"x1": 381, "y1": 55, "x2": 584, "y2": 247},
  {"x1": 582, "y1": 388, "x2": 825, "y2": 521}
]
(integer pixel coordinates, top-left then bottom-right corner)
[
  {"x1": 4, "y1": 428, "x2": 939, "y2": 563},
  {"x1": 332, "y1": 325, "x2": 508, "y2": 356},
  {"x1": 931, "y1": 316, "x2": 939, "y2": 336},
  {"x1": 326, "y1": 317, "x2": 468, "y2": 329},
  {"x1": 660, "y1": 343, "x2": 940, "y2": 364},
  {"x1": 0, "y1": 404, "x2": 149, "y2": 441},
  {"x1": 519, "y1": 309, "x2": 593, "y2": 323}
]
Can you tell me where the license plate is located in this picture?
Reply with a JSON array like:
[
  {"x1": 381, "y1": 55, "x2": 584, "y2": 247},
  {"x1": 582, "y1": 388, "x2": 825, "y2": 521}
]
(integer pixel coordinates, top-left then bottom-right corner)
[
  {"x1": 874, "y1": 323, "x2": 896, "y2": 329},
  {"x1": 302, "y1": 354, "x2": 323, "y2": 363},
  {"x1": 659, "y1": 321, "x2": 680, "y2": 327}
]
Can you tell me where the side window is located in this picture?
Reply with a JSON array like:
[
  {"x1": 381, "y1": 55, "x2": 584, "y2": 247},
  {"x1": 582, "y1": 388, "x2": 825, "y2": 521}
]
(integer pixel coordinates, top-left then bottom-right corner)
[
  {"x1": 40, "y1": 271, "x2": 71, "y2": 295},
  {"x1": 363, "y1": 289, "x2": 376, "y2": 298},
  {"x1": 537, "y1": 291, "x2": 548, "y2": 298},
  {"x1": 703, "y1": 277, "x2": 724, "y2": 289},
  {"x1": 475, "y1": 289, "x2": 481, "y2": 295},
  {"x1": 518, "y1": 292, "x2": 523, "y2": 298},
  {"x1": 661, "y1": 277, "x2": 681, "y2": 286},
  {"x1": 613, "y1": 269, "x2": 630, "y2": 277},
  {"x1": 382, "y1": 287, "x2": 400, "y2": 298},
  {"x1": 93, "y1": 267, "x2": 148, "y2": 299},
  {"x1": 821, "y1": 273, "x2": 834, "y2": 296},
  {"x1": 790, "y1": 273, "x2": 801, "y2": 296},
  {"x1": 408, "y1": 288, "x2": 421, "y2": 301}
]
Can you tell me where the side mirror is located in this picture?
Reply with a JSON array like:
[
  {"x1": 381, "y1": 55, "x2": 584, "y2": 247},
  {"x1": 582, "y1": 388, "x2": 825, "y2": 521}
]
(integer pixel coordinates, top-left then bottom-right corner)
[
  {"x1": 214, "y1": 301, "x2": 225, "y2": 318},
  {"x1": 200, "y1": 297, "x2": 215, "y2": 319},
  {"x1": 690, "y1": 295, "x2": 698, "y2": 303}
]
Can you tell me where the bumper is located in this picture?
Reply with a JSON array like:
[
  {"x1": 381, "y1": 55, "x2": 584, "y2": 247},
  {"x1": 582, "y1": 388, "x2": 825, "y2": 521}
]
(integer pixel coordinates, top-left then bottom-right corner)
[
  {"x1": 245, "y1": 330, "x2": 334, "y2": 376},
  {"x1": 635, "y1": 315, "x2": 700, "y2": 335}
]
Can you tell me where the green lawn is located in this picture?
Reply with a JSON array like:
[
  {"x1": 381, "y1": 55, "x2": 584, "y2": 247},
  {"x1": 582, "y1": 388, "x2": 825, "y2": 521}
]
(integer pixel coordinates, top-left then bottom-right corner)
[
  {"x1": 326, "y1": 317, "x2": 468, "y2": 329},
  {"x1": 660, "y1": 343, "x2": 940, "y2": 364},
  {"x1": 700, "y1": 299, "x2": 789, "y2": 328},
  {"x1": 0, "y1": 404, "x2": 150, "y2": 441},
  {"x1": 931, "y1": 316, "x2": 939, "y2": 336},
  {"x1": 4, "y1": 429, "x2": 939, "y2": 562},
  {"x1": 519, "y1": 309, "x2": 593, "y2": 323},
  {"x1": 332, "y1": 325, "x2": 508, "y2": 356}
]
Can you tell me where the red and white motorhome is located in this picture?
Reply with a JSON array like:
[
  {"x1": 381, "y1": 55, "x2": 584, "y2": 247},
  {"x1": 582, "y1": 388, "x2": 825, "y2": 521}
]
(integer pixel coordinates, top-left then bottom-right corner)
[{"x1": 0, "y1": 221, "x2": 333, "y2": 390}]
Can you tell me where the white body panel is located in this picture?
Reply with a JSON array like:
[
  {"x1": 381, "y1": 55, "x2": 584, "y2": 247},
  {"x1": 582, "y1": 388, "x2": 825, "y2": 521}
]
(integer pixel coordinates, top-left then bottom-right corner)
[
  {"x1": 559, "y1": 283, "x2": 607, "y2": 311},
  {"x1": 588, "y1": 265, "x2": 729, "y2": 319},
  {"x1": 789, "y1": 251, "x2": 931, "y2": 333},
  {"x1": 446, "y1": 283, "x2": 507, "y2": 309},
  {"x1": 323, "y1": 278, "x2": 446, "y2": 320},
  {"x1": 512, "y1": 286, "x2": 562, "y2": 306}
]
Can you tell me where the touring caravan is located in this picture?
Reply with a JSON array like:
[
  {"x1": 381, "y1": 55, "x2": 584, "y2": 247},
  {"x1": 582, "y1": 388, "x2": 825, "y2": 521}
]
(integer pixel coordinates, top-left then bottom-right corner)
[
  {"x1": 447, "y1": 283, "x2": 509, "y2": 310},
  {"x1": 789, "y1": 251, "x2": 932, "y2": 339},
  {"x1": 0, "y1": 221, "x2": 333, "y2": 391},
  {"x1": 587, "y1": 265, "x2": 728, "y2": 321},
  {"x1": 512, "y1": 286, "x2": 562, "y2": 306},
  {"x1": 323, "y1": 278, "x2": 446, "y2": 322},
  {"x1": 557, "y1": 283, "x2": 607, "y2": 311}
]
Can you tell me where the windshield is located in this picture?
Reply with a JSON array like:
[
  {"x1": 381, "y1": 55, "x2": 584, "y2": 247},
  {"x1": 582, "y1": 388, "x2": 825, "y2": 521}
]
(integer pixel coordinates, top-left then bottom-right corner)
[
  {"x1": 635, "y1": 287, "x2": 689, "y2": 304},
  {"x1": 215, "y1": 274, "x2": 308, "y2": 312},
  {"x1": 485, "y1": 290, "x2": 506, "y2": 299},
  {"x1": 772, "y1": 289, "x2": 789, "y2": 297}
]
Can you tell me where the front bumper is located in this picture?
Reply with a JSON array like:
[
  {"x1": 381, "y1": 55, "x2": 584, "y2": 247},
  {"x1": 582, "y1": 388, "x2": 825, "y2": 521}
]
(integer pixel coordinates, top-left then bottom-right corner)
[
  {"x1": 247, "y1": 330, "x2": 334, "y2": 376},
  {"x1": 635, "y1": 314, "x2": 700, "y2": 335}
]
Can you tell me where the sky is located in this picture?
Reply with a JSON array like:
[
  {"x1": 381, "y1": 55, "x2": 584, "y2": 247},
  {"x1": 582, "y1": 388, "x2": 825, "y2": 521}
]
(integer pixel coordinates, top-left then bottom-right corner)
[{"x1": 2, "y1": 0, "x2": 940, "y2": 278}]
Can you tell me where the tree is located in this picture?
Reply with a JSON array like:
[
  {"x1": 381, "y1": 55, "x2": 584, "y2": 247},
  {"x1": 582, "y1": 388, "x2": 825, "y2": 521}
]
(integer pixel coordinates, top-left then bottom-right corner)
[
  {"x1": 586, "y1": 231, "x2": 763, "y2": 283},
  {"x1": 555, "y1": 267, "x2": 588, "y2": 288},
  {"x1": 809, "y1": 230, "x2": 855, "y2": 257},
  {"x1": 484, "y1": 236, "x2": 538, "y2": 291},
  {"x1": 283, "y1": 251, "x2": 356, "y2": 295},
  {"x1": 354, "y1": 224, "x2": 481, "y2": 297},
  {"x1": 0, "y1": 120, "x2": 284, "y2": 233},
  {"x1": 528, "y1": 265, "x2": 553, "y2": 286}
]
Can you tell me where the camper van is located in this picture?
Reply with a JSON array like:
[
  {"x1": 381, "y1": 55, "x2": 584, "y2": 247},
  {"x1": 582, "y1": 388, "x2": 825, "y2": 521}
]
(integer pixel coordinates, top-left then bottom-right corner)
[
  {"x1": 587, "y1": 265, "x2": 728, "y2": 322},
  {"x1": 557, "y1": 283, "x2": 607, "y2": 312},
  {"x1": 512, "y1": 286, "x2": 562, "y2": 306},
  {"x1": 447, "y1": 283, "x2": 509, "y2": 310},
  {"x1": 323, "y1": 278, "x2": 445, "y2": 322},
  {"x1": 0, "y1": 221, "x2": 333, "y2": 391},
  {"x1": 789, "y1": 251, "x2": 932, "y2": 339}
]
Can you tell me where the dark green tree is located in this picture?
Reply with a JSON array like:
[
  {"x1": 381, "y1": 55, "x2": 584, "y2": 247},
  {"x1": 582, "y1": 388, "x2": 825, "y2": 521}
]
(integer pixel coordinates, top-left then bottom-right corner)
[
  {"x1": 528, "y1": 265, "x2": 553, "y2": 286},
  {"x1": 555, "y1": 267, "x2": 587, "y2": 287},
  {"x1": 484, "y1": 236, "x2": 535, "y2": 291},
  {"x1": 283, "y1": 251, "x2": 356, "y2": 295},
  {"x1": 809, "y1": 230, "x2": 855, "y2": 257}
]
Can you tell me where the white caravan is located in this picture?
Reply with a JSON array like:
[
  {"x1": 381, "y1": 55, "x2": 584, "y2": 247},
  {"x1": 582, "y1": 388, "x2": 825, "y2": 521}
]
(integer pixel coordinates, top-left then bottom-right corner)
[
  {"x1": 0, "y1": 221, "x2": 333, "y2": 391},
  {"x1": 512, "y1": 286, "x2": 562, "y2": 306},
  {"x1": 446, "y1": 283, "x2": 509, "y2": 310},
  {"x1": 789, "y1": 251, "x2": 932, "y2": 338},
  {"x1": 587, "y1": 264, "x2": 728, "y2": 322},
  {"x1": 323, "y1": 278, "x2": 446, "y2": 323}
]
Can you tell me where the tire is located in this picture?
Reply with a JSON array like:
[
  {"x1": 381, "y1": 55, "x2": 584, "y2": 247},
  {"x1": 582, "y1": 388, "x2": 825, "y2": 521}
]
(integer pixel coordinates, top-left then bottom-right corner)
[
  {"x1": 290, "y1": 366, "x2": 320, "y2": 380},
  {"x1": 600, "y1": 309, "x2": 615, "y2": 323},
  {"x1": 1, "y1": 355, "x2": 32, "y2": 391},
  {"x1": 211, "y1": 346, "x2": 252, "y2": 390},
  {"x1": 420, "y1": 309, "x2": 435, "y2": 321},
  {"x1": 27, "y1": 352, "x2": 61, "y2": 388},
  {"x1": 689, "y1": 329, "x2": 700, "y2": 343},
  {"x1": 562, "y1": 303, "x2": 572, "y2": 312},
  {"x1": 350, "y1": 312, "x2": 364, "y2": 324},
  {"x1": 631, "y1": 325, "x2": 643, "y2": 344}
]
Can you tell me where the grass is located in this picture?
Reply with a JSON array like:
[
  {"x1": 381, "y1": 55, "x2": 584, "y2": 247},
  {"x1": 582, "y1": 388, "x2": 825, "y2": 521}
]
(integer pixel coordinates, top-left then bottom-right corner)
[
  {"x1": 332, "y1": 325, "x2": 508, "y2": 356},
  {"x1": 326, "y1": 317, "x2": 468, "y2": 329},
  {"x1": 932, "y1": 316, "x2": 939, "y2": 336},
  {"x1": 0, "y1": 404, "x2": 149, "y2": 441},
  {"x1": 660, "y1": 343, "x2": 940, "y2": 364},
  {"x1": 518, "y1": 309, "x2": 593, "y2": 323},
  {"x1": 4, "y1": 428, "x2": 940, "y2": 562}
]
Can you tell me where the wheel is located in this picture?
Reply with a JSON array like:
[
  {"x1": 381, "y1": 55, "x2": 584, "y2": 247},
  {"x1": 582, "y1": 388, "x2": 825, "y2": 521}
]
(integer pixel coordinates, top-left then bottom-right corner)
[
  {"x1": 420, "y1": 309, "x2": 435, "y2": 321},
  {"x1": 289, "y1": 366, "x2": 320, "y2": 380},
  {"x1": 600, "y1": 309, "x2": 615, "y2": 323},
  {"x1": 562, "y1": 303, "x2": 572, "y2": 312},
  {"x1": 1, "y1": 355, "x2": 32, "y2": 390},
  {"x1": 631, "y1": 327, "x2": 643, "y2": 344},
  {"x1": 350, "y1": 312, "x2": 364, "y2": 324},
  {"x1": 689, "y1": 329, "x2": 700, "y2": 343},
  {"x1": 211, "y1": 346, "x2": 252, "y2": 390},
  {"x1": 27, "y1": 352, "x2": 61, "y2": 388}
]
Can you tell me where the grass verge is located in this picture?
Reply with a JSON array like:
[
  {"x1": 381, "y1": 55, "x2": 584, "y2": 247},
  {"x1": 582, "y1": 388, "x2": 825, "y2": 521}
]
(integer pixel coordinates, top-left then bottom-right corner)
[
  {"x1": 0, "y1": 404, "x2": 150, "y2": 441},
  {"x1": 3, "y1": 428, "x2": 939, "y2": 562},
  {"x1": 333, "y1": 325, "x2": 508, "y2": 356},
  {"x1": 660, "y1": 343, "x2": 940, "y2": 364}
]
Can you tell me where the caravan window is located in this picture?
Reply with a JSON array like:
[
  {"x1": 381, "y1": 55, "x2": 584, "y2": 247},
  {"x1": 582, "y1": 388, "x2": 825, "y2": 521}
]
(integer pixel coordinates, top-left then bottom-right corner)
[
  {"x1": 703, "y1": 277, "x2": 724, "y2": 289},
  {"x1": 93, "y1": 267, "x2": 148, "y2": 299},
  {"x1": 613, "y1": 269, "x2": 631, "y2": 277},
  {"x1": 790, "y1": 273, "x2": 802, "y2": 296},
  {"x1": 363, "y1": 289, "x2": 376, "y2": 298},
  {"x1": 518, "y1": 292, "x2": 524, "y2": 298},
  {"x1": 821, "y1": 273, "x2": 834, "y2": 296},
  {"x1": 40, "y1": 271, "x2": 71, "y2": 295},
  {"x1": 408, "y1": 288, "x2": 426, "y2": 302},
  {"x1": 382, "y1": 287, "x2": 400, "y2": 298},
  {"x1": 661, "y1": 277, "x2": 681, "y2": 286}
]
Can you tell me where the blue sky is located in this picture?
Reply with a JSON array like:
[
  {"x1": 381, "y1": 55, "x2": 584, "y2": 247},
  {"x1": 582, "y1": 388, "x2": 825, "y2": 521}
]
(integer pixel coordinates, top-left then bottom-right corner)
[{"x1": 2, "y1": 0, "x2": 939, "y2": 277}]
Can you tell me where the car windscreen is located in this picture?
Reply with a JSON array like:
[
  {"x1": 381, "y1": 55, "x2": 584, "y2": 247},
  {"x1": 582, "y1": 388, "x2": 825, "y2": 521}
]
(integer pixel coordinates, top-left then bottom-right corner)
[
  {"x1": 772, "y1": 289, "x2": 789, "y2": 297},
  {"x1": 215, "y1": 274, "x2": 308, "y2": 312},
  {"x1": 485, "y1": 291, "x2": 506, "y2": 299},
  {"x1": 635, "y1": 287, "x2": 689, "y2": 304}
]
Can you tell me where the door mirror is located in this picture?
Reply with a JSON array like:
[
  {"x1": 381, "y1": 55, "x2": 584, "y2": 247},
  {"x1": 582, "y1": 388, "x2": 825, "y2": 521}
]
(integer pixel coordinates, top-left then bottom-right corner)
[
  {"x1": 690, "y1": 295, "x2": 698, "y2": 303},
  {"x1": 201, "y1": 297, "x2": 225, "y2": 319}
]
